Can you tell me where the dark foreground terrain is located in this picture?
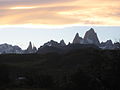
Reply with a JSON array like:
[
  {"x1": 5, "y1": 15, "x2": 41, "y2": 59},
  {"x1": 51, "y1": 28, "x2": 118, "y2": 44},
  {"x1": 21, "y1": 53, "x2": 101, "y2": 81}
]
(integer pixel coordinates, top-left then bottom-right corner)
[{"x1": 0, "y1": 48, "x2": 120, "y2": 90}]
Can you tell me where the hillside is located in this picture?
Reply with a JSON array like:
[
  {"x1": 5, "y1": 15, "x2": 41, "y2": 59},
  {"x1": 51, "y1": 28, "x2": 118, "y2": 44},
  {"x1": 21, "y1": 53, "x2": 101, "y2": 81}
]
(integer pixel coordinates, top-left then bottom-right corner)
[{"x1": 0, "y1": 48, "x2": 120, "y2": 90}]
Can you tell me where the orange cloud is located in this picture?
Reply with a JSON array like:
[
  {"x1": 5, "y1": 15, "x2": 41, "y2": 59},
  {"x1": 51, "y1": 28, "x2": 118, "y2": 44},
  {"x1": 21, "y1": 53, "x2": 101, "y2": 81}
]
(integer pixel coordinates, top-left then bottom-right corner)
[{"x1": 0, "y1": 0, "x2": 120, "y2": 26}]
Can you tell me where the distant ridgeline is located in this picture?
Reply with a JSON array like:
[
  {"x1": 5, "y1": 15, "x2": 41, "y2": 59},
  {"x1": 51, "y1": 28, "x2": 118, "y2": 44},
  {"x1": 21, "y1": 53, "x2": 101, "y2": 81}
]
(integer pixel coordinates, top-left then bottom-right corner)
[{"x1": 0, "y1": 28, "x2": 120, "y2": 54}]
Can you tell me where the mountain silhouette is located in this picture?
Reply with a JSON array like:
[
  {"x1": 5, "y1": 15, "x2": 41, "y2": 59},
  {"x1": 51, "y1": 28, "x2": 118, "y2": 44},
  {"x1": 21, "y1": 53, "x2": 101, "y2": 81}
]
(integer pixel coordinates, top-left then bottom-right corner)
[{"x1": 0, "y1": 28, "x2": 119, "y2": 54}]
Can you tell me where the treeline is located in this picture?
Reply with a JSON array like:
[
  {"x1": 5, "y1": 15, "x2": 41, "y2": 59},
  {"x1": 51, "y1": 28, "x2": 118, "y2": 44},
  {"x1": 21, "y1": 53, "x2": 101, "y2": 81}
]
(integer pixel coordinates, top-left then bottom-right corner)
[{"x1": 0, "y1": 49, "x2": 120, "y2": 90}]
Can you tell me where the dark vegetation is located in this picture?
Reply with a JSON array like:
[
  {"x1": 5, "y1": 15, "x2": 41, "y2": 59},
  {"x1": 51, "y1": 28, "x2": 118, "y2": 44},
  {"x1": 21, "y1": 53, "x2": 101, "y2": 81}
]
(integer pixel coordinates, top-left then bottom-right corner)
[{"x1": 0, "y1": 48, "x2": 120, "y2": 90}]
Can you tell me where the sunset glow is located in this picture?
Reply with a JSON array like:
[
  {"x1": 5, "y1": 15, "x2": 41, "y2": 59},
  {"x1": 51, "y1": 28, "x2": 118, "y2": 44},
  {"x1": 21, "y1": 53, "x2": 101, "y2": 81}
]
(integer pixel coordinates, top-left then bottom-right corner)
[
  {"x1": 0, "y1": 0, "x2": 120, "y2": 27},
  {"x1": 10, "y1": 6, "x2": 38, "y2": 10}
]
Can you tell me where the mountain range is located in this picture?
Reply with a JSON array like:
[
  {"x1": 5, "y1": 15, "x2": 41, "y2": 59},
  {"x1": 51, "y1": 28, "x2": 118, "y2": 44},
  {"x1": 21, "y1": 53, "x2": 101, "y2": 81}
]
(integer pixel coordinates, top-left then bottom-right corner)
[{"x1": 0, "y1": 28, "x2": 120, "y2": 54}]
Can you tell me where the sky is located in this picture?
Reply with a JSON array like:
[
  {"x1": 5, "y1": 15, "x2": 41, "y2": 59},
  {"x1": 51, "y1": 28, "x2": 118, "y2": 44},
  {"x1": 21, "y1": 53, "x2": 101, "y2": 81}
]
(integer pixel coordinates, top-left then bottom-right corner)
[{"x1": 0, "y1": 0, "x2": 120, "y2": 49}]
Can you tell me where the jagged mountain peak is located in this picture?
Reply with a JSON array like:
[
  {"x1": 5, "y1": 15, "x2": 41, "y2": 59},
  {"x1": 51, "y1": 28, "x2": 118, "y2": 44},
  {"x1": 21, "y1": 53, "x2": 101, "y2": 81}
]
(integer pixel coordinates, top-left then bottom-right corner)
[
  {"x1": 89, "y1": 28, "x2": 95, "y2": 32},
  {"x1": 60, "y1": 39, "x2": 66, "y2": 46},
  {"x1": 0, "y1": 28, "x2": 119, "y2": 54},
  {"x1": 0, "y1": 43, "x2": 22, "y2": 54},
  {"x1": 84, "y1": 28, "x2": 100, "y2": 45},
  {"x1": 106, "y1": 40, "x2": 113, "y2": 45},
  {"x1": 27, "y1": 41, "x2": 32, "y2": 50},
  {"x1": 85, "y1": 28, "x2": 96, "y2": 36},
  {"x1": 25, "y1": 41, "x2": 37, "y2": 53},
  {"x1": 32, "y1": 46, "x2": 37, "y2": 52},
  {"x1": 43, "y1": 40, "x2": 59, "y2": 47},
  {"x1": 73, "y1": 33, "x2": 83, "y2": 44},
  {"x1": 100, "y1": 40, "x2": 114, "y2": 49},
  {"x1": 33, "y1": 44, "x2": 37, "y2": 51},
  {"x1": 50, "y1": 40, "x2": 56, "y2": 43},
  {"x1": 75, "y1": 33, "x2": 79, "y2": 37}
]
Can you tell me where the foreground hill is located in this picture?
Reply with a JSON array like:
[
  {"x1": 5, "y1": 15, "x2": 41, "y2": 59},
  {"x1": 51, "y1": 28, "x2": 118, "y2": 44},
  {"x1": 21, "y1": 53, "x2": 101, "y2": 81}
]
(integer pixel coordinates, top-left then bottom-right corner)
[{"x1": 0, "y1": 48, "x2": 120, "y2": 90}]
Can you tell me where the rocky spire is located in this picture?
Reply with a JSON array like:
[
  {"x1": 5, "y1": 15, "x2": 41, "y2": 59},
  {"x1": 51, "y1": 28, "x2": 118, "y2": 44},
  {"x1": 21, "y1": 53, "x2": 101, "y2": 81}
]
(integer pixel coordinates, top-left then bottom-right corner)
[
  {"x1": 32, "y1": 45, "x2": 37, "y2": 53},
  {"x1": 100, "y1": 40, "x2": 115, "y2": 49},
  {"x1": 68, "y1": 42, "x2": 71, "y2": 45},
  {"x1": 60, "y1": 39, "x2": 66, "y2": 46},
  {"x1": 27, "y1": 42, "x2": 32, "y2": 51},
  {"x1": 73, "y1": 33, "x2": 83, "y2": 44},
  {"x1": 25, "y1": 41, "x2": 34, "y2": 53},
  {"x1": 84, "y1": 28, "x2": 100, "y2": 46}
]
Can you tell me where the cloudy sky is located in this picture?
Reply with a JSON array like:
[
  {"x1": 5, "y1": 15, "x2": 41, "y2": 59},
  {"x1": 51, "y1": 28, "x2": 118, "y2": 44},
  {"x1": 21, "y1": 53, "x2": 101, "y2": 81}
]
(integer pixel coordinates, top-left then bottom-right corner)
[
  {"x1": 0, "y1": 0, "x2": 120, "y2": 49},
  {"x1": 0, "y1": 0, "x2": 120, "y2": 26}
]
